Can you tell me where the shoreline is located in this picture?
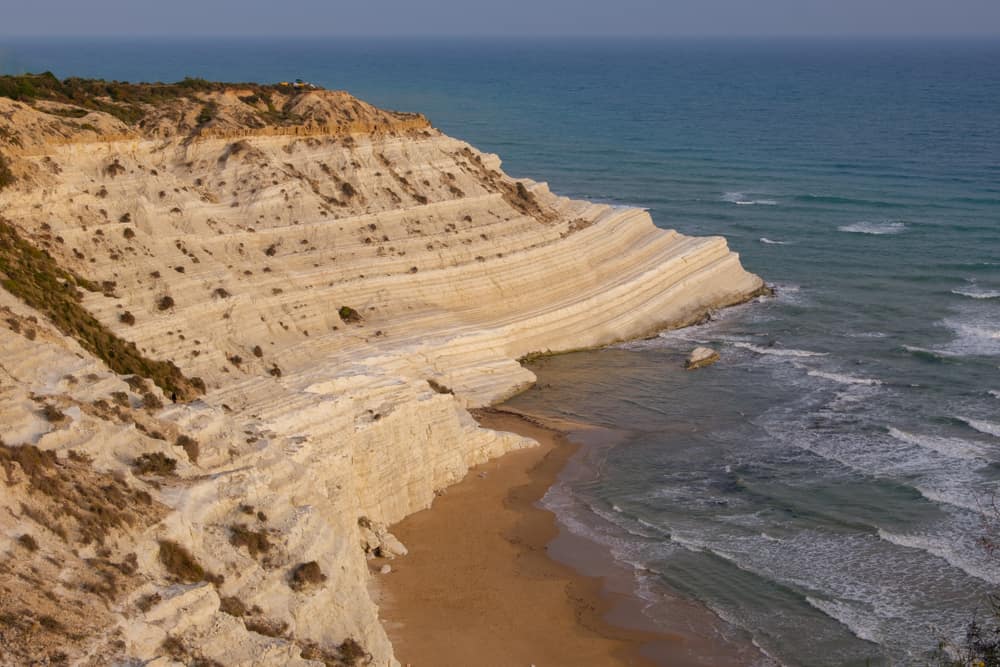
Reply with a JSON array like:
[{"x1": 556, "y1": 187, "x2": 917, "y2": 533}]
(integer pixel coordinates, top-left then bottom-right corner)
[{"x1": 376, "y1": 408, "x2": 736, "y2": 667}]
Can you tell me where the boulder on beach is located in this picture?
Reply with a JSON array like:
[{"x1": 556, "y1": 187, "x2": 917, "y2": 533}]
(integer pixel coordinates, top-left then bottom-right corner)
[{"x1": 685, "y1": 347, "x2": 720, "y2": 370}]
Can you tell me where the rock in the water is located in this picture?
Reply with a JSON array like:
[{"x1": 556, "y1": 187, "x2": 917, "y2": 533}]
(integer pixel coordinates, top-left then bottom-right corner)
[
  {"x1": 685, "y1": 346, "x2": 720, "y2": 370},
  {"x1": 380, "y1": 532, "x2": 408, "y2": 557}
]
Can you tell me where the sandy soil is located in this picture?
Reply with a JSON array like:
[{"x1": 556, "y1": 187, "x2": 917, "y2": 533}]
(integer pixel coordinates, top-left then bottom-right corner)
[{"x1": 376, "y1": 409, "x2": 690, "y2": 667}]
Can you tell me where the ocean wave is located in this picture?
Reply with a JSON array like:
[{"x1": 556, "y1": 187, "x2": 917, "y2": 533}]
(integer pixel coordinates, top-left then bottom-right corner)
[
  {"x1": 913, "y1": 485, "x2": 983, "y2": 514},
  {"x1": 877, "y1": 529, "x2": 999, "y2": 585},
  {"x1": 951, "y1": 287, "x2": 1000, "y2": 300},
  {"x1": 939, "y1": 317, "x2": 1000, "y2": 357},
  {"x1": 957, "y1": 416, "x2": 1000, "y2": 438},
  {"x1": 807, "y1": 370, "x2": 883, "y2": 386},
  {"x1": 805, "y1": 597, "x2": 881, "y2": 644},
  {"x1": 902, "y1": 344, "x2": 954, "y2": 361},
  {"x1": 733, "y1": 342, "x2": 828, "y2": 358},
  {"x1": 887, "y1": 427, "x2": 987, "y2": 461},
  {"x1": 838, "y1": 221, "x2": 906, "y2": 235},
  {"x1": 723, "y1": 191, "x2": 778, "y2": 206},
  {"x1": 989, "y1": 390, "x2": 1000, "y2": 399},
  {"x1": 759, "y1": 237, "x2": 788, "y2": 245}
]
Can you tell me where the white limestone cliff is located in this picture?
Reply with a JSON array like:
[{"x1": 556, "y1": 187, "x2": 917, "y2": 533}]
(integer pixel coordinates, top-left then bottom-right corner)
[{"x1": 0, "y1": 86, "x2": 765, "y2": 665}]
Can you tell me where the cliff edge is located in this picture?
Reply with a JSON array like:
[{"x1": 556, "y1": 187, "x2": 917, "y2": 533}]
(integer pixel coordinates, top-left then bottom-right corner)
[{"x1": 0, "y1": 75, "x2": 765, "y2": 666}]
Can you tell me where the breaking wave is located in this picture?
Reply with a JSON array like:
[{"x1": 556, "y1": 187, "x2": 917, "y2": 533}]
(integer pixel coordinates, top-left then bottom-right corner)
[{"x1": 838, "y1": 221, "x2": 906, "y2": 235}]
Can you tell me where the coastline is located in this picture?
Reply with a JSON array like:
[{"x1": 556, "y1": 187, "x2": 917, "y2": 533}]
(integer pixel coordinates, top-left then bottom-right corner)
[{"x1": 376, "y1": 409, "x2": 739, "y2": 667}]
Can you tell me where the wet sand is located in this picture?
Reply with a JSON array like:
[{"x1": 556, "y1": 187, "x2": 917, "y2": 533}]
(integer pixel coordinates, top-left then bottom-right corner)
[{"x1": 376, "y1": 409, "x2": 722, "y2": 667}]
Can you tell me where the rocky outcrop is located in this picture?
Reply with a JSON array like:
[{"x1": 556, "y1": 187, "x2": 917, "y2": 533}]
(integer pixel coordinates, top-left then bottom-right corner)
[
  {"x1": 686, "y1": 346, "x2": 721, "y2": 370},
  {"x1": 0, "y1": 82, "x2": 764, "y2": 666}
]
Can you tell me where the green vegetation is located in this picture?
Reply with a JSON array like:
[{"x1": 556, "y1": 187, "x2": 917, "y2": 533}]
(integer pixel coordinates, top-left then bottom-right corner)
[
  {"x1": 0, "y1": 218, "x2": 204, "y2": 399},
  {"x1": 133, "y1": 452, "x2": 177, "y2": 476},
  {"x1": 0, "y1": 72, "x2": 309, "y2": 127},
  {"x1": 338, "y1": 306, "x2": 362, "y2": 324}
]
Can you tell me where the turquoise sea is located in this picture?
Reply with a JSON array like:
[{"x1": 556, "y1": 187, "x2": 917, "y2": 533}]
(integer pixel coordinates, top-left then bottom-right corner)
[{"x1": 3, "y1": 38, "x2": 998, "y2": 665}]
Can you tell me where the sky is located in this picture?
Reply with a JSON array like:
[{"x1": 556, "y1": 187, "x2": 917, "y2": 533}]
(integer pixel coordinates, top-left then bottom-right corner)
[{"x1": 1, "y1": 0, "x2": 999, "y2": 38}]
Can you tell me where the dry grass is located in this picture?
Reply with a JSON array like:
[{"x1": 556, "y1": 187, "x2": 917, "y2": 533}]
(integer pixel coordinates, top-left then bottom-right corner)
[
  {"x1": 157, "y1": 540, "x2": 205, "y2": 583},
  {"x1": 229, "y1": 524, "x2": 271, "y2": 558},
  {"x1": 175, "y1": 434, "x2": 199, "y2": 463}
]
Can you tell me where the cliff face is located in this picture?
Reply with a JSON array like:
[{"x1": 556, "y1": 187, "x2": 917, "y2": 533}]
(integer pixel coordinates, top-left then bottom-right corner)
[{"x1": 0, "y1": 83, "x2": 764, "y2": 665}]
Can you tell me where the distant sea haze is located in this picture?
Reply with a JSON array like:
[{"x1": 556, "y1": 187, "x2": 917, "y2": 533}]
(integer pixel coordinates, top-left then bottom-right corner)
[{"x1": 6, "y1": 37, "x2": 1000, "y2": 665}]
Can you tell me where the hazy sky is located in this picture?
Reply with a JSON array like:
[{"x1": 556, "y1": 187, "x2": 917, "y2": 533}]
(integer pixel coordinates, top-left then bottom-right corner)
[{"x1": 2, "y1": 0, "x2": 999, "y2": 38}]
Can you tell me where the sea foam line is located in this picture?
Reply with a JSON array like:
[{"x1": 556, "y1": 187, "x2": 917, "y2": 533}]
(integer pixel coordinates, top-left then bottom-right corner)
[
  {"x1": 838, "y1": 221, "x2": 905, "y2": 235},
  {"x1": 951, "y1": 288, "x2": 1000, "y2": 300},
  {"x1": 723, "y1": 191, "x2": 778, "y2": 206},
  {"x1": 877, "y1": 529, "x2": 1000, "y2": 585},
  {"x1": 759, "y1": 237, "x2": 789, "y2": 245},
  {"x1": 887, "y1": 427, "x2": 986, "y2": 461},
  {"x1": 957, "y1": 416, "x2": 1000, "y2": 438},
  {"x1": 805, "y1": 597, "x2": 881, "y2": 644},
  {"x1": 733, "y1": 342, "x2": 828, "y2": 358},
  {"x1": 807, "y1": 370, "x2": 883, "y2": 386}
]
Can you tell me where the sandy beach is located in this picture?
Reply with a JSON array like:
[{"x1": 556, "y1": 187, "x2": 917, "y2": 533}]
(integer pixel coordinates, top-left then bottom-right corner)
[{"x1": 377, "y1": 409, "x2": 702, "y2": 667}]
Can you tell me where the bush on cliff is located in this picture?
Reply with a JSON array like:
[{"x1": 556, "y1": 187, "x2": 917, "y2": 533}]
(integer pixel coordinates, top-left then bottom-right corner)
[
  {"x1": 0, "y1": 153, "x2": 14, "y2": 190},
  {"x1": 0, "y1": 218, "x2": 204, "y2": 400}
]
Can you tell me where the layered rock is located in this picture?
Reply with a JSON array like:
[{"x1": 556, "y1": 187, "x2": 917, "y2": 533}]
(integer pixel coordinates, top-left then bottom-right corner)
[{"x1": 0, "y1": 81, "x2": 765, "y2": 665}]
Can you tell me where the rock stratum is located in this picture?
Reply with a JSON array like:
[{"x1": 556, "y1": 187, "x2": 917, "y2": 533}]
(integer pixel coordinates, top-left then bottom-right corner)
[{"x1": 0, "y1": 76, "x2": 765, "y2": 666}]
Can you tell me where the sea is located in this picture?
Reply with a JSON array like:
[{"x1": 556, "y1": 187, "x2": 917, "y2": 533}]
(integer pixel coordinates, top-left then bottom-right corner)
[{"x1": 2, "y1": 37, "x2": 998, "y2": 666}]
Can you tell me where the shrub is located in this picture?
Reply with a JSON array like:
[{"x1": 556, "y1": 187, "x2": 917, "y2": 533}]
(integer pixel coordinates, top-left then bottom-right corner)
[
  {"x1": 119, "y1": 213, "x2": 131, "y2": 223},
  {"x1": 340, "y1": 182, "x2": 357, "y2": 198},
  {"x1": 16, "y1": 533, "x2": 38, "y2": 551},
  {"x1": 175, "y1": 435, "x2": 199, "y2": 463},
  {"x1": 40, "y1": 404, "x2": 66, "y2": 422},
  {"x1": 288, "y1": 561, "x2": 327, "y2": 592},
  {"x1": 264, "y1": 244, "x2": 277, "y2": 257},
  {"x1": 196, "y1": 102, "x2": 218, "y2": 125},
  {"x1": 141, "y1": 391, "x2": 163, "y2": 411},
  {"x1": 338, "y1": 638, "x2": 369, "y2": 666},
  {"x1": 338, "y1": 306, "x2": 362, "y2": 323},
  {"x1": 219, "y1": 596, "x2": 247, "y2": 617},
  {"x1": 0, "y1": 153, "x2": 14, "y2": 190},
  {"x1": 252, "y1": 345, "x2": 263, "y2": 358},
  {"x1": 158, "y1": 539, "x2": 204, "y2": 583},
  {"x1": 243, "y1": 617, "x2": 288, "y2": 638},
  {"x1": 427, "y1": 379, "x2": 454, "y2": 395},
  {"x1": 212, "y1": 287, "x2": 231, "y2": 299},
  {"x1": 229, "y1": 524, "x2": 270, "y2": 558},
  {"x1": 119, "y1": 311, "x2": 136, "y2": 325},
  {"x1": 156, "y1": 295, "x2": 174, "y2": 310},
  {"x1": 136, "y1": 592, "x2": 161, "y2": 612},
  {"x1": 133, "y1": 452, "x2": 177, "y2": 476}
]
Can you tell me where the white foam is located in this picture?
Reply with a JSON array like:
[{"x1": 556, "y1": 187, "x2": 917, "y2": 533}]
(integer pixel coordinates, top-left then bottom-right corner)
[
  {"x1": 877, "y1": 529, "x2": 999, "y2": 585},
  {"x1": 759, "y1": 237, "x2": 788, "y2": 245},
  {"x1": 733, "y1": 342, "x2": 828, "y2": 358},
  {"x1": 723, "y1": 191, "x2": 778, "y2": 206},
  {"x1": 807, "y1": 370, "x2": 883, "y2": 386},
  {"x1": 838, "y1": 221, "x2": 905, "y2": 235},
  {"x1": 887, "y1": 427, "x2": 987, "y2": 461},
  {"x1": 957, "y1": 416, "x2": 1000, "y2": 438},
  {"x1": 989, "y1": 390, "x2": 1000, "y2": 399},
  {"x1": 805, "y1": 597, "x2": 881, "y2": 644},
  {"x1": 951, "y1": 287, "x2": 1000, "y2": 300}
]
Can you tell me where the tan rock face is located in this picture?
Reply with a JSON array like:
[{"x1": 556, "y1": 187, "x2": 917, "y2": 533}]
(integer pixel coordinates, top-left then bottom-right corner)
[{"x1": 0, "y1": 87, "x2": 764, "y2": 665}]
